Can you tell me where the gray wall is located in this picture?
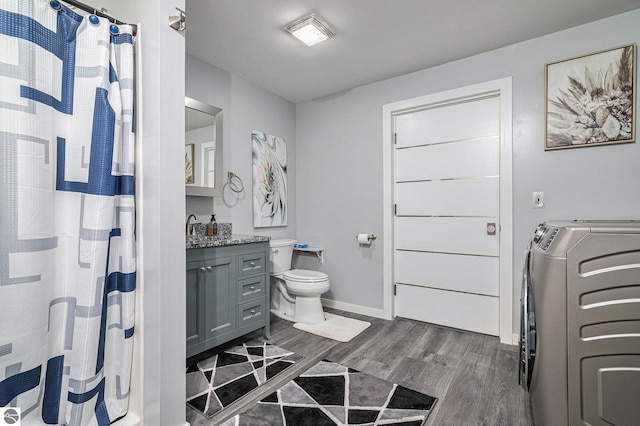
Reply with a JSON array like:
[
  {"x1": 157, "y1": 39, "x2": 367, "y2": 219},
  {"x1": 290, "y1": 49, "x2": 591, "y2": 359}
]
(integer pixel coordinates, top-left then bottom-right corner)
[
  {"x1": 295, "y1": 9, "x2": 640, "y2": 327},
  {"x1": 186, "y1": 54, "x2": 297, "y2": 240}
]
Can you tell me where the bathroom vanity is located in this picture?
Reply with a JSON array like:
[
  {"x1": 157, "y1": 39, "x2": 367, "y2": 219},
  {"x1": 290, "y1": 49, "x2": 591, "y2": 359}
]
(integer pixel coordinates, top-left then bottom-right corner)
[{"x1": 186, "y1": 234, "x2": 270, "y2": 358}]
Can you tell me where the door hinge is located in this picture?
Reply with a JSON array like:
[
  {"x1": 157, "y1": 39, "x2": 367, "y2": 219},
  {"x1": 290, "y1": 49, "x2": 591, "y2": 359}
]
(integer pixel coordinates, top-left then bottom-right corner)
[
  {"x1": 394, "y1": 204, "x2": 397, "y2": 216},
  {"x1": 394, "y1": 284, "x2": 397, "y2": 296},
  {"x1": 394, "y1": 133, "x2": 397, "y2": 145}
]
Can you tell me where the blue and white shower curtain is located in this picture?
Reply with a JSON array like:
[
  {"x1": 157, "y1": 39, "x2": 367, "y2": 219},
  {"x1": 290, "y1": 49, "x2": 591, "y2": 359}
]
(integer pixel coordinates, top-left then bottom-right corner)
[{"x1": 0, "y1": 1, "x2": 136, "y2": 425}]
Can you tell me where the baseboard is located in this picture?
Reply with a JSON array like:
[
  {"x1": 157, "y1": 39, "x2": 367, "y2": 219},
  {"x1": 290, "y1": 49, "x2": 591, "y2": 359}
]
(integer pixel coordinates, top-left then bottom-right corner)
[
  {"x1": 321, "y1": 298, "x2": 386, "y2": 319},
  {"x1": 512, "y1": 333, "x2": 519, "y2": 346}
]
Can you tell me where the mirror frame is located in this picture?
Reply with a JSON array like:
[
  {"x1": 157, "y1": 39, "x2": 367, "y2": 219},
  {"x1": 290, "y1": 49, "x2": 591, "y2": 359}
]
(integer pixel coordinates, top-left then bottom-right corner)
[{"x1": 185, "y1": 97, "x2": 224, "y2": 197}]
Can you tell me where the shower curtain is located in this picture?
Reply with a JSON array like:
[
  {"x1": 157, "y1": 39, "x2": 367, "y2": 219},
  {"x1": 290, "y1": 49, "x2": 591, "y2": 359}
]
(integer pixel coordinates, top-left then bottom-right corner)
[{"x1": 0, "y1": 1, "x2": 136, "y2": 425}]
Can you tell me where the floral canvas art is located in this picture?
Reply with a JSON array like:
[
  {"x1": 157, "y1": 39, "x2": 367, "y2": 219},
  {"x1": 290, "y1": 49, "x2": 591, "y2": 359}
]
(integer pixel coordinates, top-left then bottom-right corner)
[
  {"x1": 545, "y1": 44, "x2": 636, "y2": 150},
  {"x1": 186, "y1": 144, "x2": 195, "y2": 184},
  {"x1": 252, "y1": 131, "x2": 287, "y2": 227}
]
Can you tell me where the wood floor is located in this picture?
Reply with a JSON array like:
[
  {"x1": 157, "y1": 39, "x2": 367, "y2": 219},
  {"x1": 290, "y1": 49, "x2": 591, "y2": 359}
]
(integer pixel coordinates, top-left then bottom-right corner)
[{"x1": 186, "y1": 308, "x2": 535, "y2": 426}]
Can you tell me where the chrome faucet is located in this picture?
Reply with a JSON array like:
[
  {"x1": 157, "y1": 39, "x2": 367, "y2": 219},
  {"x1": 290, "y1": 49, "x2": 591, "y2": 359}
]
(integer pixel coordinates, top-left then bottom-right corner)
[{"x1": 186, "y1": 214, "x2": 197, "y2": 235}]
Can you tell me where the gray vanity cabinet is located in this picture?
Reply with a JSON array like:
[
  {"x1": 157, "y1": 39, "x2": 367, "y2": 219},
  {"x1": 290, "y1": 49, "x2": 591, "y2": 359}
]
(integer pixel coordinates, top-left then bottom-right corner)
[
  {"x1": 186, "y1": 260, "x2": 203, "y2": 348},
  {"x1": 186, "y1": 241, "x2": 270, "y2": 358}
]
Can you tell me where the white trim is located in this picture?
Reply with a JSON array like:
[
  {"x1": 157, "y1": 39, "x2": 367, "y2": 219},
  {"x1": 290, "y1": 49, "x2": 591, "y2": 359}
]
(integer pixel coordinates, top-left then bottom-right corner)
[
  {"x1": 498, "y1": 78, "x2": 514, "y2": 345},
  {"x1": 382, "y1": 77, "x2": 514, "y2": 344},
  {"x1": 321, "y1": 298, "x2": 387, "y2": 319}
]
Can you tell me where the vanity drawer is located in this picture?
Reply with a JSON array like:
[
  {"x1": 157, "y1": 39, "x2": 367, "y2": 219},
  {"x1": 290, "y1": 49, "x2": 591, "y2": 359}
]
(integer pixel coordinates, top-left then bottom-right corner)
[
  {"x1": 238, "y1": 252, "x2": 265, "y2": 277},
  {"x1": 238, "y1": 275, "x2": 265, "y2": 303},
  {"x1": 238, "y1": 300, "x2": 265, "y2": 327}
]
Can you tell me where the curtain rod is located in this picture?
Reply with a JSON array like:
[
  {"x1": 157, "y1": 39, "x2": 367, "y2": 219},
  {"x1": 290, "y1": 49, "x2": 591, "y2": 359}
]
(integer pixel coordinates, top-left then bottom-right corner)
[{"x1": 61, "y1": 0, "x2": 137, "y2": 35}]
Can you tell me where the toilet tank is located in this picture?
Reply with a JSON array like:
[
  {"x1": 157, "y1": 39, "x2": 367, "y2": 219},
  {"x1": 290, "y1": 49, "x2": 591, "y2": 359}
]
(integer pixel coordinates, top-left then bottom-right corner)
[{"x1": 270, "y1": 238, "x2": 297, "y2": 274}]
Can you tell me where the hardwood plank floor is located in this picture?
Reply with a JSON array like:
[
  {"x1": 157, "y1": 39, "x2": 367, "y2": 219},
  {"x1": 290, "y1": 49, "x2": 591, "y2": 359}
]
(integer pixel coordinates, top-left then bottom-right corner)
[{"x1": 186, "y1": 308, "x2": 534, "y2": 426}]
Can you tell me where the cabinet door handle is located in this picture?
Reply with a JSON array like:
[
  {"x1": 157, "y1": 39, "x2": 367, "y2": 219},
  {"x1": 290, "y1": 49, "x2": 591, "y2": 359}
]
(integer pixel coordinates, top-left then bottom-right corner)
[
  {"x1": 250, "y1": 286, "x2": 256, "y2": 291},
  {"x1": 250, "y1": 310, "x2": 256, "y2": 315},
  {"x1": 200, "y1": 267, "x2": 207, "y2": 272},
  {"x1": 250, "y1": 262, "x2": 256, "y2": 267},
  {"x1": 206, "y1": 266, "x2": 213, "y2": 272}
]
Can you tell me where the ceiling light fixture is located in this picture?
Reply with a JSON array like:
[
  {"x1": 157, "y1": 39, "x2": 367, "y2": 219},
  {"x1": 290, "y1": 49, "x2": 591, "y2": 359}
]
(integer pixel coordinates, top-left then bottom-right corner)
[{"x1": 284, "y1": 13, "x2": 335, "y2": 46}]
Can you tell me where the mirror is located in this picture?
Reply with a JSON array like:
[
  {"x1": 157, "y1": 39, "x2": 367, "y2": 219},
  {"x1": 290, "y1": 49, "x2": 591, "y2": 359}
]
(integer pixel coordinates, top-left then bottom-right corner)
[{"x1": 185, "y1": 97, "x2": 223, "y2": 197}]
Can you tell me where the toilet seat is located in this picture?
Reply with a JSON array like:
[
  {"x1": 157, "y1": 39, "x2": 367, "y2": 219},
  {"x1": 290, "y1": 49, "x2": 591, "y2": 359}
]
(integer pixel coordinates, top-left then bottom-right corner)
[{"x1": 283, "y1": 269, "x2": 328, "y2": 283}]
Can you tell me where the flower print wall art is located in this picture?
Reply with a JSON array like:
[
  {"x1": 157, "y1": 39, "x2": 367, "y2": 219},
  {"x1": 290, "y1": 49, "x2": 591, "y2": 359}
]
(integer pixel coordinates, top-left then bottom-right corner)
[
  {"x1": 252, "y1": 131, "x2": 288, "y2": 227},
  {"x1": 545, "y1": 44, "x2": 636, "y2": 150}
]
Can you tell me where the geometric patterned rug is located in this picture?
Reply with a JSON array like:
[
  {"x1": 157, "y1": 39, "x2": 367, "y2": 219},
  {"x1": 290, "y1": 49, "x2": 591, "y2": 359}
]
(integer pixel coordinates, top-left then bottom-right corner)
[
  {"x1": 219, "y1": 359, "x2": 437, "y2": 426},
  {"x1": 186, "y1": 339, "x2": 304, "y2": 418}
]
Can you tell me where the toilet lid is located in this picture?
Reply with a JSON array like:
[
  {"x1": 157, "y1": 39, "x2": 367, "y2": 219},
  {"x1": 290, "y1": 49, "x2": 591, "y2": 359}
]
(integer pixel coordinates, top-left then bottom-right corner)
[{"x1": 283, "y1": 269, "x2": 328, "y2": 283}]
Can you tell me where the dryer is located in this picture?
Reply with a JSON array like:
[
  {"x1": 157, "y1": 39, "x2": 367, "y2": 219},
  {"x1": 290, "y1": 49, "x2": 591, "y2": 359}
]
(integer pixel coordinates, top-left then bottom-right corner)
[{"x1": 520, "y1": 221, "x2": 640, "y2": 426}]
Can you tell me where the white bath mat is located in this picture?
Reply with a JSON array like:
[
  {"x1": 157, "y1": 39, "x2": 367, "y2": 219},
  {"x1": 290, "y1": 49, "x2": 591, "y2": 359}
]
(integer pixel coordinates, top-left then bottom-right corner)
[{"x1": 293, "y1": 312, "x2": 371, "y2": 342}]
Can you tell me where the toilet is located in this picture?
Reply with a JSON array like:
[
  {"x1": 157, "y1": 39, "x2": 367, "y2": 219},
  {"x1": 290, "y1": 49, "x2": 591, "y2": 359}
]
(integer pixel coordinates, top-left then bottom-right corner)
[{"x1": 269, "y1": 238, "x2": 330, "y2": 325}]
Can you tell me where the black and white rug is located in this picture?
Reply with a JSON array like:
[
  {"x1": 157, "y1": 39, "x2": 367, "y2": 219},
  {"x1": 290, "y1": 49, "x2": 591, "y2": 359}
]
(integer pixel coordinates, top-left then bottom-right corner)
[
  {"x1": 220, "y1": 359, "x2": 437, "y2": 426},
  {"x1": 186, "y1": 340, "x2": 304, "y2": 418}
]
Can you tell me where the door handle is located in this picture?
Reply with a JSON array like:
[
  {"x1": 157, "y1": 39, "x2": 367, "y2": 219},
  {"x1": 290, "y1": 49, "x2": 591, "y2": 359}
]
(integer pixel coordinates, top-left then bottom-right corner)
[{"x1": 487, "y1": 223, "x2": 497, "y2": 235}]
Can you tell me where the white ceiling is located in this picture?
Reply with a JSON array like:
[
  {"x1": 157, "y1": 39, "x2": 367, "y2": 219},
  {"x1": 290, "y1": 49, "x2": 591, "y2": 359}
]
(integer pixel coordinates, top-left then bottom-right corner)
[{"x1": 185, "y1": 0, "x2": 640, "y2": 104}]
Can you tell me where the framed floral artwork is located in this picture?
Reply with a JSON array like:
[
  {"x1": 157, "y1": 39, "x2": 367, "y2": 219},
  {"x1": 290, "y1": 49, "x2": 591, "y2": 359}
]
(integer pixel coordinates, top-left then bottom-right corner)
[
  {"x1": 545, "y1": 44, "x2": 636, "y2": 150},
  {"x1": 252, "y1": 131, "x2": 287, "y2": 227},
  {"x1": 185, "y1": 144, "x2": 194, "y2": 184}
]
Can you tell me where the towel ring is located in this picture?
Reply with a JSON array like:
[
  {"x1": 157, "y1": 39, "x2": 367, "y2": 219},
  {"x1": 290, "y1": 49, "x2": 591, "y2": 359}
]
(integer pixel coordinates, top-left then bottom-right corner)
[{"x1": 225, "y1": 172, "x2": 244, "y2": 194}]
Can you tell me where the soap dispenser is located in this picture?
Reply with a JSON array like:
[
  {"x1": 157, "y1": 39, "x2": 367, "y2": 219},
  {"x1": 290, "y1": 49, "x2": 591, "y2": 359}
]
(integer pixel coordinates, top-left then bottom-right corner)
[{"x1": 208, "y1": 214, "x2": 218, "y2": 236}]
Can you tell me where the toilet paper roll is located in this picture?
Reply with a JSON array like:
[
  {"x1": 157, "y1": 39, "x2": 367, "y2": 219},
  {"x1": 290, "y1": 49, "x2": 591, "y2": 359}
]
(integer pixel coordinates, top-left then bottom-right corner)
[{"x1": 357, "y1": 234, "x2": 372, "y2": 245}]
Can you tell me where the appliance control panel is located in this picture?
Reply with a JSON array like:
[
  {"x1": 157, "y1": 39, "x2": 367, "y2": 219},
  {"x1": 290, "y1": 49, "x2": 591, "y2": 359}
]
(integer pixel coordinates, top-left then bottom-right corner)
[
  {"x1": 533, "y1": 223, "x2": 559, "y2": 252},
  {"x1": 541, "y1": 228, "x2": 559, "y2": 251},
  {"x1": 533, "y1": 223, "x2": 547, "y2": 245}
]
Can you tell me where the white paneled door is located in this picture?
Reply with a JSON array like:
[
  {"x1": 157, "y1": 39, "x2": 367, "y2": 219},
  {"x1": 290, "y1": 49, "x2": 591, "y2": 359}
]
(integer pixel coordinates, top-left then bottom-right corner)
[{"x1": 393, "y1": 95, "x2": 502, "y2": 335}]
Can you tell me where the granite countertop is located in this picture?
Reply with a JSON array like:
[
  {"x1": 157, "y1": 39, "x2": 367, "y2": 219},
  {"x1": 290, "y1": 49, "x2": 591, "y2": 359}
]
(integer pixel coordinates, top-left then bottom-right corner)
[{"x1": 186, "y1": 234, "x2": 270, "y2": 249}]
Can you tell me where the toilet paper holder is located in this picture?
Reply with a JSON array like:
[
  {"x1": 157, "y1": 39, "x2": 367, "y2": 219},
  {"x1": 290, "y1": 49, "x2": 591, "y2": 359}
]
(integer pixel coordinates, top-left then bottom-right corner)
[{"x1": 356, "y1": 234, "x2": 377, "y2": 244}]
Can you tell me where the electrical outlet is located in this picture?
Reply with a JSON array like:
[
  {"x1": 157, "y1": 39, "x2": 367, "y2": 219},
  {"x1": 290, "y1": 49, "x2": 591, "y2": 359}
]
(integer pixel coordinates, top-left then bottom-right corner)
[{"x1": 533, "y1": 192, "x2": 544, "y2": 208}]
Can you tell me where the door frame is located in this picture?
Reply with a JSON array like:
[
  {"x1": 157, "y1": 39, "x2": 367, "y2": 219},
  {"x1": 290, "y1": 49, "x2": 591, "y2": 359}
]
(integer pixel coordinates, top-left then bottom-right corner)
[{"x1": 382, "y1": 77, "x2": 514, "y2": 344}]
